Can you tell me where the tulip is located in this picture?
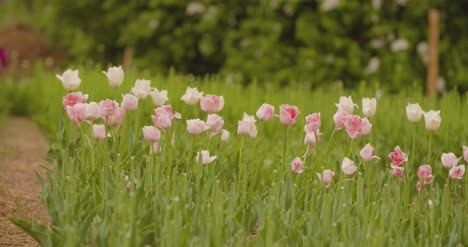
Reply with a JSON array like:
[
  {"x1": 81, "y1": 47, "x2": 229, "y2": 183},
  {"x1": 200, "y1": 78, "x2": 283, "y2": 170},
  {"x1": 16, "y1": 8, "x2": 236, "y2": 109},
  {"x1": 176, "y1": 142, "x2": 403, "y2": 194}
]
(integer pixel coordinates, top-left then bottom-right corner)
[
  {"x1": 200, "y1": 95, "x2": 224, "y2": 113},
  {"x1": 66, "y1": 104, "x2": 87, "y2": 124},
  {"x1": 221, "y1": 129, "x2": 230, "y2": 143},
  {"x1": 256, "y1": 103, "x2": 275, "y2": 122},
  {"x1": 416, "y1": 181, "x2": 422, "y2": 192},
  {"x1": 417, "y1": 165, "x2": 433, "y2": 184},
  {"x1": 317, "y1": 170, "x2": 335, "y2": 188},
  {"x1": 151, "y1": 142, "x2": 160, "y2": 154},
  {"x1": 93, "y1": 124, "x2": 106, "y2": 141},
  {"x1": 56, "y1": 69, "x2": 81, "y2": 91},
  {"x1": 333, "y1": 108, "x2": 351, "y2": 130},
  {"x1": 196, "y1": 150, "x2": 217, "y2": 165},
  {"x1": 392, "y1": 167, "x2": 405, "y2": 177},
  {"x1": 149, "y1": 88, "x2": 169, "y2": 106},
  {"x1": 151, "y1": 105, "x2": 181, "y2": 130},
  {"x1": 181, "y1": 87, "x2": 203, "y2": 105},
  {"x1": 205, "y1": 114, "x2": 224, "y2": 136},
  {"x1": 304, "y1": 131, "x2": 320, "y2": 147},
  {"x1": 279, "y1": 104, "x2": 299, "y2": 126},
  {"x1": 449, "y1": 165, "x2": 465, "y2": 180},
  {"x1": 388, "y1": 146, "x2": 408, "y2": 167},
  {"x1": 406, "y1": 103, "x2": 423, "y2": 123},
  {"x1": 186, "y1": 119, "x2": 206, "y2": 136},
  {"x1": 237, "y1": 113, "x2": 257, "y2": 139},
  {"x1": 62, "y1": 92, "x2": 88, "y2": 109},
  {"x1": 121, "y1": 94, "x2": 138, "y2": 111},
  {"x1": 336, "y1": 96, "x2": 356, "y2": 113},
  {"x1": 99, "y1": 99, "x2": 119, "y2": 117},
  {"x1": 362, "y1": 98, "x2": 377, "y2": 118},
  {"x1": 441, "y1": 153, "x2": 460, "y2": 169},
  {"x1": 464, "y1": 146, "x2": 468, "y2": 163},
  {"x1": 423, "y1": 110, "x2": 441, "y2": 131},
  {"x1": 85, "y1": 102, "x2": 101, "y2": 121},
  {"x1": 304, "y1": 113, "x2": 321, "y2": 132},
  {"x1": 142, "y1": 126, "x2": 161, "y2": 142},
  {"x1": 291, "y1": 157, "x2": 304, "y2": 174},
  {"x1": 341, "y1": 157, "x2": 357, "y2": 175},
  {"x1": 344, "y1": 115, "x2": 372, "y2": 139},
  {"x1": 103, "y1": 66, "x2": 124, "y2": 88},
  {"x1": 360, "y1": 143, "x2": 380, "y2": 162},
  {"x1": 106, "y1": 108, "x2": 125, "y2": 127},
  {"x1": 131, "y1": 79, "x2": 151, "y2": 99}
]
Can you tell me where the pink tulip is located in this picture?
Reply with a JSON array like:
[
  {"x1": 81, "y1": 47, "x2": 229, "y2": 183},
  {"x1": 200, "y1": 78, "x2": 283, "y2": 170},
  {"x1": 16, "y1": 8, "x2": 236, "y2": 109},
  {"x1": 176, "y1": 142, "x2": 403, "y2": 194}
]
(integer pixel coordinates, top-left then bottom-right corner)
[
  {"x1": 336, "y1": 96, "x2": 356, "y2": 113},
  {"x1": 291, "y1": 157, "x2": 304, "y2": 174},
  {"x1": 341, "y1": 157, "x2": 357, "y2": 175},
  {"x1": 93, "y1": 124, "x2": 106, "y2": 141},
  {"x1": 279, "y1": 104, "x2": 299, "y2": 126},
  {"x1": 151, "y1": 142, "x2": 160, "y2": 154},
  {"x1": 449, "y1": 165, "x2": 465, "y2": 180},
  {"x1": 344, "y1": 115, "x2": 372, "y2": 139},
  {"x1": 200, "y1": 95, "x2": 224, "y2": 113},
  {"x1": 62, "y1": 92, "x2": 88, "y2": 109},
  {"x1": 317, "y1": 170, "x2": 335, "y2": 188},
  {"x1": 151, "y1": 105, "x2": 181, "y2": 129},
  {"x1": 256, "y1": 103, "x2": 275, "y2": 122},
  {"x1": 416, "y1": 181, "x2": 422, "y2": 192},
  {"x1": 392, "y1": 167, "x2": 404, "y2": 177},
  {"x1": 388, "y1": 146, "x2": 408, "y2": 167},
  {"x1": 85, "y1": 102, "x2": 101, "y2": 121},
  {"x1": 304, "y1": 131, "x2": 320, "y2": 147},
  {"x1": 99, "y1": 99, "x2": 119, "y2": 117},
  {"x1": 205, "y1": 114, "x2": 224, "y2": 136},
  {"x1": 441, "y1": 153, "x2": 460, "y2": 169},
  {"x1": 463, "y1": 146, "x2": 468, "y2": 163},
  {"x1": 142, "y1": 126, "x2": 161, "y2": 142},
  {"x1": 105, "y1": 108, "x2": 125, "y2": 127},
  {"x1": 360, "y1": 143, "x2": 380, "y2": 162},
  {"x1": 121, "y1": 94, "x2": 138, "y2": 111},
  {"x1": 186, "y1": 119, "x2": 206, "y2": 136},
  {"x1": 237, "y1": 113, "x2": 257, "y2": 139},
  {"x1": 221, "y1": 129, "x2": 230, "y2": 143},
  {"x1": 417, "y1": 165, "x2": 433, "y2": 184},
  {"x1": 333, "y1": 108, "x2": 351, "y2": 130},
  {"x1": 196, "y1": 150, "x2": 217, "y2": 165},
  {"x1": 304, "y1": 113, "x2": 321, "y2": 132},
  {"x1": 65, "y1": 104, "x2": 87, "y2": 124}
]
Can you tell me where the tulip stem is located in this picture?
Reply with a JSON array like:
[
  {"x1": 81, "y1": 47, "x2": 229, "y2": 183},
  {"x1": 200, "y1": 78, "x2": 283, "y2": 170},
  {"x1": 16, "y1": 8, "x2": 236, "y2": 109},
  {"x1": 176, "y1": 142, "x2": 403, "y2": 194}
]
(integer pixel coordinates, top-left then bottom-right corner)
[
  {"x1": 427, "y1": 131, "x2": 432, "y2": 163},
  {"x1": 238, "y1": 136, "x2": 245, "y2": 174},
  {"x1": 346, "y1": 138, "x2": 353, "y2": 158},
  {"x1": 411, "y1": 124, "x2": 416, "y2": 167},
  {"x1": 282, "y1": 126, "x2": 289, "y2": 166},
  {"x1": 325, "y1": 128, "x2": 336, "y2": 163}
]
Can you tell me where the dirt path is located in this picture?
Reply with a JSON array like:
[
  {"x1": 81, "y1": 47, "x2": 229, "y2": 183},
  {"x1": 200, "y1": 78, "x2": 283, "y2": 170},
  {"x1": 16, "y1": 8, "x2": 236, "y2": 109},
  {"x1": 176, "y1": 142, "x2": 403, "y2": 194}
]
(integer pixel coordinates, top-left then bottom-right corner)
[{"x1": 0, "y1": 117, "x2": 50, "y2": 246}]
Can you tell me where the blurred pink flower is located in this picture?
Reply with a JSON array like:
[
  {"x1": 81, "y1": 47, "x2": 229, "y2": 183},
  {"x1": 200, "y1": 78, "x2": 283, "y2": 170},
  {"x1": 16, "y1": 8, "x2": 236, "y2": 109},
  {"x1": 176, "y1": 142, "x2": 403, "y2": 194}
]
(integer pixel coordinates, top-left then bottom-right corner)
[
  {"x1": 205, "y1": 114, "x2": 224, "y2": 137},
  {"x1": 256, "y1": 103, "x2": 275, "y2": 122},
  {"x1": 142, "y1": 126, "x2": 161, "y2": 142},
  {"x1": 341, "y1": 157, "x2": 357, "y2": 175},
  {"x1": 93, "y1": 124, "x2": 106, "y2": 141},
  {"x1": 186, "y1": 119, "x2": 206, "y2": 136},
  {"x1": 388, "y1": 146, "x2": 408, "y2": 167},
  {"x1": 333, "y1": 108, "x2": 351, "y2": 130},
  {"x1": 99, "y1": 99, "x2": 119, "y2": 117},
  {"x1": 449, "y1": 165, "x2": 465, "y2": 180},
  {"x1": 237, "y1": 113, "x2": 257, "y2": 138},
  {"x1": 121, "y1": 94, "x2": 138, "y2": 111},
  {"x1": 62, "y1": 92, "x2": 88, "y2": 110},
  {"x1": 441, "y1": 153, "x2": 460, "y2": 169},
  {"x1": 196, "y1": 150, "x2": 217, "y2": 165},
  {"x1": 392, "y1": 167, "x2": 404, "y2": 177},
  {"x1": 304, "y1": 113, "x2": 321, "y2": 132},
  {"x1": 417, "y1": 165, "x2": 433, "y2": 184},
  {"x1": 200, "y1": 95, "x2": 224, "y2": 113},
  {"x1": 291, "y1": 157, "x2": 304, "y2": 174},
  {"x1": 317, "y1": 170, "x2": 335, "y2": 188},
  {"x1": 279, "y1": 104, "x2": 299, "y2": 126},
  {"x1": 360, "y1": 143, "x2": 380, "y2": 162},
  {"x1": 106, "y1": 108, "x2": 125, "y2": 127}
]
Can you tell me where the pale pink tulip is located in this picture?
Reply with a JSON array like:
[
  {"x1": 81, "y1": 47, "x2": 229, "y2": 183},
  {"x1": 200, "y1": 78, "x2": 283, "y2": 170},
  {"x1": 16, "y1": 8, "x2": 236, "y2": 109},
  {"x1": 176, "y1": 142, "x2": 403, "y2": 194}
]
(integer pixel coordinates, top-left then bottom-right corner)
[
  {"x1": 93, "y1": 124, "x2": 106, "y2": 141},
  {"x1": 464, "y1": 146, "x2": 468, "y2": 163},
  {"x1": 256, "y1": 103, "x2": 275, "y2": 122},
  {"x1": 142, "y1": 126, "x2": 161, "y2": 142},
  {"x1": 362, "y1": 98, "x2": 376, "y2": 118},
  {"x1": 205, "y1": 114, "x2": 224, "y2": 136},
  {"x1": 423, "y1": 110, "x2": 441, "y2": 131},
  {"x1": 333, "y1": 108, "x2": 351, "y2": 130},
  {"x1": 121, "y1": 94, "x2": 138, "y2": 111},
  {"x1": 341, "y1": 157, "x2": 357, "y2": 175},
  {"x1": 317, "y1": 170, "x2": 335, "y2": 188},
  {"x1": 221, "y1": 129, "x2": 230, "y2": 143},
  {"x1": 151, "y1": 105, "x2": 181, "y2": 129},
  {"x1": 416, "y1": 181, "x2": 422, "y2": 191},
  {"x1": 392, "y1": 167, "x2": 404, "y2": 177},
  {"x1": 344, "y1": 115, "x2": 372, "y2": 139},
  {"x1": 304, "y1": 113, "x2": 321, "y2": 132},
  {"x1": 65, "y1": 104, "x2": 87, "y2": 124},
  {"x1": 196, "y1": 150, "x2": 217, "y2": 165},
  {"x1": 388, "y1": 146, "x2": 408, "y2": 167},
  {"x1": 181, "y1": 87, "x2": 203, "y2": 105},
  {"x1": 336, "y1": 96, "x2": 356, "y2": 113},
  {"x1": 85, "y1": 102, "x2": 101, "y2": 121},
  {"x1": 99, "y1": 99, "x2": 119, "y2": 117},
  {"x1": 406, "y1": 103, "x2": 423, "y2": 123},
  {"x1": 279, "y1": 104, "x2": 299, "y2": 126},
  {"x1": 106, "y1": 108, "x2": 125, "y2": 127},
  {"x1": 62, "y1": 92, "x2": 88, "y2": 109},
  {"x1": 151, "y1": 142, "x2": 160, "y2": 154},
  {"x1": 291, "y1": 157, "x2": 304, "y2": 174},
  {"x1": 417, "y1": 165, "x2": 433, "y2": 184},
  {"x1": 200, "y1": 95, "x2": 224, "y2": 113},
  {"x1": 360, "y1": 143, "x2": 380, "y2": 162},
  {"x1": 131, "y1": 79, "x2": 151, "y2": 99},
  {"x1": 441, "y1": 153, "x2": 460, "y2": 169},
  {"x1": 304, "y1": 131, "x2": 320, "y2": 147},
  {"x1": 149, "y1": 88, "x2": 169, "y2": 106},
  {"x1": 237, "y1": 113, "x2": 257, "y2": 138},
  {"x1": 186, "y1": 119, "x2": 206, "y2": 136},
  {"x1": 449, "y1": 165, "x2": 465, "y2": 180}
]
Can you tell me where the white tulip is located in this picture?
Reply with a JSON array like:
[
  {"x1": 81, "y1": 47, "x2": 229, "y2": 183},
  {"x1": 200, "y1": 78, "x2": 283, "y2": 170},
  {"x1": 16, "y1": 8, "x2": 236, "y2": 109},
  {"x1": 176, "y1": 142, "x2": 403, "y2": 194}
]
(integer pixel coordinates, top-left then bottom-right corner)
[
  {"x1": 103, "y1": 66, "x2": 124, "y2": 88},
  {"x1": 56, "y1": 69, "x2": 81, "y2": 91}
]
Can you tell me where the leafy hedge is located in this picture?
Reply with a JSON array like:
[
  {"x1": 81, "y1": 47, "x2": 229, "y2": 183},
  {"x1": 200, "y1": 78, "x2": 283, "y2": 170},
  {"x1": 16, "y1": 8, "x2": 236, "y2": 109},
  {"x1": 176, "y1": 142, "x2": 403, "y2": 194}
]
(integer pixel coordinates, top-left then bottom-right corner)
[{"x1": 2, "y1": 0, "x2": 467, "y2": 90}]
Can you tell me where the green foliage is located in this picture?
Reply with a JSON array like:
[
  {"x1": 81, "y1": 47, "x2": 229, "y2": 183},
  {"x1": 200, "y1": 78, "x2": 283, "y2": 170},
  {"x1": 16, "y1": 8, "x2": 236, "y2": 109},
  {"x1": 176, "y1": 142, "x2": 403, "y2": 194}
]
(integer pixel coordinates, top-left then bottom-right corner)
[{"x1": 1, "y1": 0, "x2": 468, "y2": 90}]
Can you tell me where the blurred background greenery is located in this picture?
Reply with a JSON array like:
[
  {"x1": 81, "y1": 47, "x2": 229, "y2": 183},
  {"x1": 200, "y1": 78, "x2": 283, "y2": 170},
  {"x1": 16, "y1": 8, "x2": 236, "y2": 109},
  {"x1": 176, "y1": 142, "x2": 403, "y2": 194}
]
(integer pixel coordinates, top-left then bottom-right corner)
[{"x1": 0, "y1": 0, "x2": 467, "y2": 91}]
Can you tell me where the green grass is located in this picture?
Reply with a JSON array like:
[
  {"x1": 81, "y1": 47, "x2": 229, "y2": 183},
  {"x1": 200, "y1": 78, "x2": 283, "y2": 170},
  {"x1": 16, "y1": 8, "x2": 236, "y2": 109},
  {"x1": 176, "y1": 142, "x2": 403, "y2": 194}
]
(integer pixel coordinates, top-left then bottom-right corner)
[{"x1": 3, "y1": 66, "x2": 468, "y2": 246}]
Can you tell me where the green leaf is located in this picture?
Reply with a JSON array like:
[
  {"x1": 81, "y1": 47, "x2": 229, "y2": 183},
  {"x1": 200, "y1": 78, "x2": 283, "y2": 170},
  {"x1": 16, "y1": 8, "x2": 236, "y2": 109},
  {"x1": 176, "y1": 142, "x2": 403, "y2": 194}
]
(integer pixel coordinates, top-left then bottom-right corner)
[{"x1": 8, "y1": 217, "x2": 52, "y2": 247}]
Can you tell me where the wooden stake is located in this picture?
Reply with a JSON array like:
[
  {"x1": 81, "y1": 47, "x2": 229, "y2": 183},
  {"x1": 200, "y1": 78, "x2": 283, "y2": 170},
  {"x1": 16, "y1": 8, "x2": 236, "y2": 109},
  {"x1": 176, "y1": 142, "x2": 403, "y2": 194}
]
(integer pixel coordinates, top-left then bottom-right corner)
[
  {"x1": 427, "y1": 9, "x2": 440, "y2": 97},
  {"x1": 123, "y1": 46, "x2": 133, "y2": 70}
]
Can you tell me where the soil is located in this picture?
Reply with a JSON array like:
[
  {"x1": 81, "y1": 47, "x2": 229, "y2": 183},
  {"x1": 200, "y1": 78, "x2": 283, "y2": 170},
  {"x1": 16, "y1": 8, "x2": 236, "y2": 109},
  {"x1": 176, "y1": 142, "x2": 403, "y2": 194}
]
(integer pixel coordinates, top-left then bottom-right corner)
[{"x1": 0, "y1": 117, "x2": 50, "y2": 246}]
